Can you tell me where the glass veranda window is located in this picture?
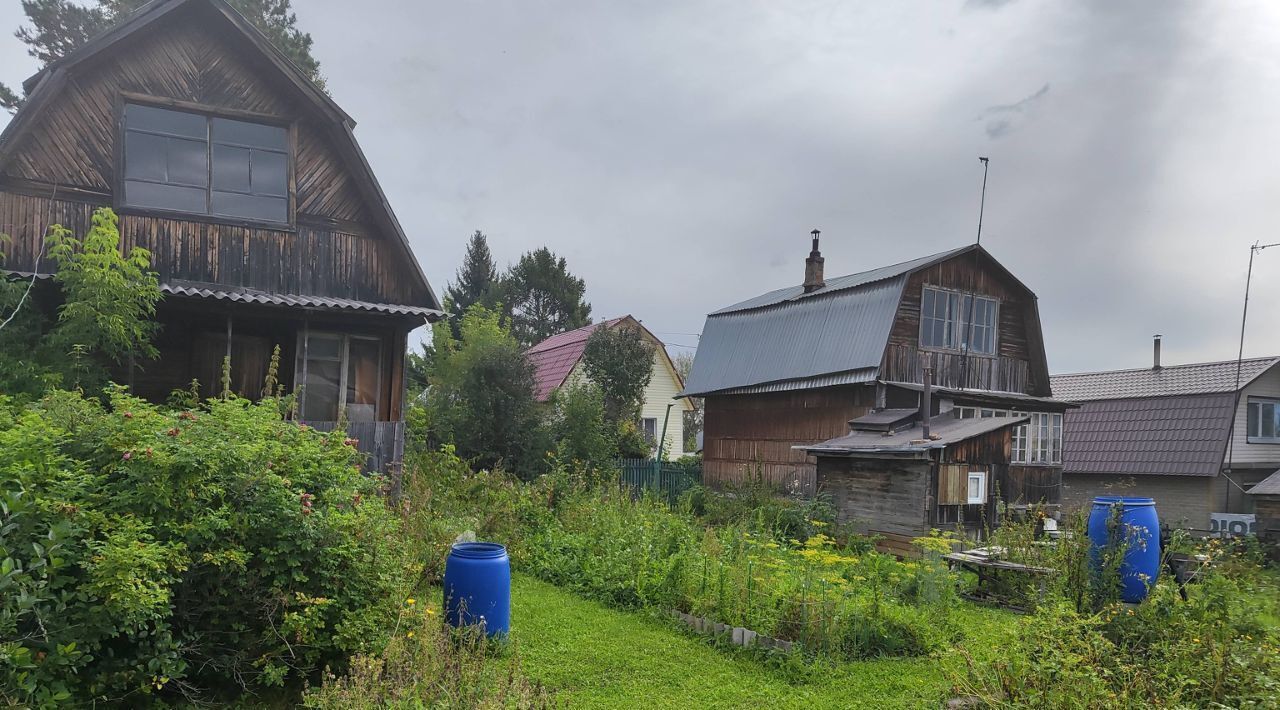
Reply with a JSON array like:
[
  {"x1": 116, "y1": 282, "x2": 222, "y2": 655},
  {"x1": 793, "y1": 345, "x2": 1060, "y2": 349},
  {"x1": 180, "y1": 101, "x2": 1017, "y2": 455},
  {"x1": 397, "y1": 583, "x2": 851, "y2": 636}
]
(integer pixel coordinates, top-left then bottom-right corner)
[{"x1": 297, "y1": 333, "x2": 382, "y2": 422}]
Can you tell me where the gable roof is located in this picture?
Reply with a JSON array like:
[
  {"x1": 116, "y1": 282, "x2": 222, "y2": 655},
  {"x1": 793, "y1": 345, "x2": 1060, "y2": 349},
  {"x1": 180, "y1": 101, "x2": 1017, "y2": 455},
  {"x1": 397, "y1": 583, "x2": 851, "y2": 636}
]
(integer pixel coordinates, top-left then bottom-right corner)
[
  {"x1": 1248, "y1": 469, "x2": 1280, "y2": 496},
  {"x1": 526, "y1": 317, "x2": 626, "y2": 401},
  {"x1": 1060, "y1": 393, "x2": 1236, "y2": 477},
  {"x1": 1051, "y1": 357, "x2": 1280, "y2": 402},
  {"x1": 682, "y1": 244, "x2": 1034, "y2": 398},
  {"x1": 0, "y1": 0, "x2": 440, "y2": 312},
  {"x1": 525, "y1": 316, "x2": 691, "y2": 406}
]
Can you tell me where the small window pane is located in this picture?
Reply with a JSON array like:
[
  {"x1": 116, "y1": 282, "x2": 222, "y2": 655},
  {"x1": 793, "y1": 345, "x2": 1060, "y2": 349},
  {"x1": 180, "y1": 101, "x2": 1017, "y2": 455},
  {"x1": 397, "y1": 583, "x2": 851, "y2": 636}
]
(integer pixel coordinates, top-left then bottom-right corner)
[
  {"x1": 346, "y1": 339, "x2": 380, "y2": 423},
  {"x1": 306, "y1": 334, "x2": 342, "y2": 360},
  {"x1": 1249, "y1": 402, "x2": 1260, "y2": 437},
  {"x1": 301, "y1": 360, "x2": 341, "y2": 420},
  {"x1": 1263, "y1": 403, "x2": 1277, "y2": 439},
  {"x1": 252, "y1": 150, "x2": 288, "y2": 197},
  {"x1": 166, "y1": 137, "x2": 208, "y2": 187},
  {"x1": 212, "y1": 117, "x2": 288, "y2": 150},
  {"x1": 211, "y1": 192, "x2": 287, "y2": 223},
  {"x1": 124, "y1": 180, "x2": 207, "y2": 213},
  {"x1": 126, "y1": 104, "x2": 206, "y2": 139},
  {"x1": 124, "y1": 131, "x2": 167, "y2": 181},
  {"x1": 212, "y1": 144, "x2": 251, "y2": 192}
]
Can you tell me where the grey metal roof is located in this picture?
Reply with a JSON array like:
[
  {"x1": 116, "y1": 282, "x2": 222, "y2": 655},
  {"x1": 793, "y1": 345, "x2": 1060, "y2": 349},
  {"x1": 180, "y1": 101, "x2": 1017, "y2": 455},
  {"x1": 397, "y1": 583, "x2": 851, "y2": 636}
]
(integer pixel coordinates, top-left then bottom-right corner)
[
  {"x1": 162, "y1": 283, "x2": 443, "y2": 319},
  {"x1": 802, "y1": 413, "x2": 1027, "y2": 458},
  {"x1": 1060, "y1": 393, "x2": 1236, "y2": 477},
  {"x1": 1248, "y1": 470, "x2": 1280, "y2": 496},
  {"x1": 694, "y1": 368, "x2": 880, "y2": 396},
  {"x1": 1051, "y1": 357, "x2": 1280, "y2": 402},
  {"x1": 682, "y1": 276, "x2": 905, "y2": 396},
  {"x1": 884, "y1": 381, "x2": 1077, "y2": 410},
  {"x1": 713, "y1": 245, "x2": 973, "y2": 315}
]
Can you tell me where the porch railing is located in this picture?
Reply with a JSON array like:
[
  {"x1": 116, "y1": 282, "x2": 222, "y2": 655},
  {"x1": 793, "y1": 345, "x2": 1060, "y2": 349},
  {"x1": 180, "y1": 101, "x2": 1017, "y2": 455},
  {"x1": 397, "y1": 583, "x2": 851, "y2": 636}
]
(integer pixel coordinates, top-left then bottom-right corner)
[{"x1": 618, "y1": 458, "x2": 702, "y2": 507}]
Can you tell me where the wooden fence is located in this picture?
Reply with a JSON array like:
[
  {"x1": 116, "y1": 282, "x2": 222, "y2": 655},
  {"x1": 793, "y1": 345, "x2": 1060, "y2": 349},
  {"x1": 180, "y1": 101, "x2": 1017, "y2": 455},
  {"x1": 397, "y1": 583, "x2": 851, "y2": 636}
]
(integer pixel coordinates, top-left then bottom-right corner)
[{"x1": 618, "y1": 458, "x2": 702, "y2": 507}]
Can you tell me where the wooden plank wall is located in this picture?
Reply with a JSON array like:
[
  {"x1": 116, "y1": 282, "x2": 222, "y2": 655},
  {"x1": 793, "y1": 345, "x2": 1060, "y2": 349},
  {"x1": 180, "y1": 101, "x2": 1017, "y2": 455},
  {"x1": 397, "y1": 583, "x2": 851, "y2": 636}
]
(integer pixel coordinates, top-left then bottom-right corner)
[
  {"x1": 816, "y1": 457, "x2": 930, "y2": 538},
  {"x1": 0, "y1": 6, "x2": 428, "y2": 306},
  {"x1": 702, "y1": 384, "x2": 875, "y2": 493},
  {"x1": 0, "y1": 190, "x2": 415, "y2": 304},
  {"x1": 882, "y1": 253, "x2": 1050, "y2": 396}
]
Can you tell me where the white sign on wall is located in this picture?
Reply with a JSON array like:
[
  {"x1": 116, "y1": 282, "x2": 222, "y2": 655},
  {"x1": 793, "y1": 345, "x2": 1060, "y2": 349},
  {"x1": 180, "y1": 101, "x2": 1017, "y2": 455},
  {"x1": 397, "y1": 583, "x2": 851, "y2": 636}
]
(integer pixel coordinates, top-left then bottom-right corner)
[{"x1": 1209, "y1": 513, "x2": 1256, "y2": 537}]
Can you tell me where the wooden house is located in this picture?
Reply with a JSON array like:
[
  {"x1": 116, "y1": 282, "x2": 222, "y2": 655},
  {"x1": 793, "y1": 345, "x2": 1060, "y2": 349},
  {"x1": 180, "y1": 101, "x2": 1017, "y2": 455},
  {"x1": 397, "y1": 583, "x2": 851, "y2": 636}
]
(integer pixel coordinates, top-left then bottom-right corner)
[
  {"x1": 0, "y1": 0, "x2": 441, "y2": 473},
  {"x1": 682, "y1": 233, "x2": 1071, "y2": 530},
  {"x1": 1052, "y1": 346, "x2": 1280, "y2": 533},
  {"x1": 526, "y1": 316, "x2": 693, "y2": 458}
]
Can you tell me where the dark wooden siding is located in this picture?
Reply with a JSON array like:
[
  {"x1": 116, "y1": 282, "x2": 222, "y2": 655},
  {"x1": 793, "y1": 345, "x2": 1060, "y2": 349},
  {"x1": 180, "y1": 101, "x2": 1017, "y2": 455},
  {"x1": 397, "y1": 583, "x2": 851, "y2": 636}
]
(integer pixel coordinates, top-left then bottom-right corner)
[
  {"x1": 817, "y1": 457, "x2": 930, "y2": 538},
  {"x1": 0, "y1": 3, "x2": 427, "y2": 305},
  {"x1": 881, "y1": 252, "x2": 1050, "y2": 396},
  {"x1": 702, "y1": 384, "x2": 875, "y2": 493},
  {"x1": 0, "y1": 187, "x2": 416, "y2": 304}
]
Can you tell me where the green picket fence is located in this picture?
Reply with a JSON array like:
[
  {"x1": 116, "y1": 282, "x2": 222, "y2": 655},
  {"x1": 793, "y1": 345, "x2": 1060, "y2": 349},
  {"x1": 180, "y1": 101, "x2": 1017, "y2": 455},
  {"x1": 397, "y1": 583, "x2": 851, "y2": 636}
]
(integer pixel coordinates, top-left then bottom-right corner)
[{"x1": 617, "y1": 458, "x2": 702, "y2": 507}]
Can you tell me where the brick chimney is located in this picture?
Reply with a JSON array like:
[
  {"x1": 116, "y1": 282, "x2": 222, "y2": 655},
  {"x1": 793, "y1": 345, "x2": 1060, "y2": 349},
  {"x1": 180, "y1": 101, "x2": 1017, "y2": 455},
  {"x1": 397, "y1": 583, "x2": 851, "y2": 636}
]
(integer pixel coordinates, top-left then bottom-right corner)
[{"x1": 804, "y1": 228, "x2": 825, "y2": 293}]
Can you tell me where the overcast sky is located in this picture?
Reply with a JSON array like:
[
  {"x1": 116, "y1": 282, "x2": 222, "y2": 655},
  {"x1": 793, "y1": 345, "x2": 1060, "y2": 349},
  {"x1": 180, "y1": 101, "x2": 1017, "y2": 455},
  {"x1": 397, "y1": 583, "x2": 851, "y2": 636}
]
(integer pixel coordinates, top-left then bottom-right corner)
[{"x1": 3, "y1": 0, "x2": 1279, "y2": 373}]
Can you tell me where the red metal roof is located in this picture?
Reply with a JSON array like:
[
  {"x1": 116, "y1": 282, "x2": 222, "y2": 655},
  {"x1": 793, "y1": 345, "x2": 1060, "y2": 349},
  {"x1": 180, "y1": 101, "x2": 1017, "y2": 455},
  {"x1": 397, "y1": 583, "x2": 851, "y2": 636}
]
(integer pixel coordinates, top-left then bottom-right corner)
[{"x1": 526, "y1": 317, "x2": 626, "y2": 401}]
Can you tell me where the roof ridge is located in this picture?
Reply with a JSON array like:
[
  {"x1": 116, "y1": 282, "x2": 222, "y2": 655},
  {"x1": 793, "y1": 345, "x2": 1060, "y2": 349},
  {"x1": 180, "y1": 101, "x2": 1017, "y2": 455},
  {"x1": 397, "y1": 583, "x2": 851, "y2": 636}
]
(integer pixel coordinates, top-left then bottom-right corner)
[{"x1": 1051, "y1": 355, "x2": 1280, "y2": 379}]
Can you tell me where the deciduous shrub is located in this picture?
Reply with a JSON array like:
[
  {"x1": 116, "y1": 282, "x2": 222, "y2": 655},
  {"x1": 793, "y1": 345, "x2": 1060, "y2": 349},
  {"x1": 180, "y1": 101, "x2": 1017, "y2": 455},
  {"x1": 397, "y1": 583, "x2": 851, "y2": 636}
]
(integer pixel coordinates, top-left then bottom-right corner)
[{"x1": 0, "y1": 388, "x2": 403, "y2": 705}]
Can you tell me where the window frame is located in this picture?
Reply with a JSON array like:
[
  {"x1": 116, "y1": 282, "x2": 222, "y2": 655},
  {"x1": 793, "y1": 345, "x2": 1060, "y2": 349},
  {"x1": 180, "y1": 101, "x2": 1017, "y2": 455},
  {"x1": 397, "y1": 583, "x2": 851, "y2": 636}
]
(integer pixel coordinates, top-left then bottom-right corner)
[
  {"x1": 295, "y1": 331, "x2": 384, "y2": 422},
  {"x1": 918, "y1": 285, "x2": 1000, "y2": 357},
  {"x1": 966, "y1": 470, "x2": 988, "y2": 505},
  {"x1": 954, "y1": 406, "x2": 1063, "y2": 466},
  {"x1": 1246, "y1": 396, "x2": 1280, "y2": 444},
  {"x1": 114, "y1": 93, "x2": 296, "y2": 230}
]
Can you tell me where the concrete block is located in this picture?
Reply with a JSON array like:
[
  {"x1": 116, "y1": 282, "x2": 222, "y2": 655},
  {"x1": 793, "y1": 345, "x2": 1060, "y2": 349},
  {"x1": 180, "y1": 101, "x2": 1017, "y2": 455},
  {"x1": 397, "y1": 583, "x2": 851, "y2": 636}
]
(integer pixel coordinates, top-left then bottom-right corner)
[
  {"x1": 731, "y1": 627, "x2": 745, "y2": 645},
  {"x1": 742, "y1": 629, "x2": 758, "y2": 647}
]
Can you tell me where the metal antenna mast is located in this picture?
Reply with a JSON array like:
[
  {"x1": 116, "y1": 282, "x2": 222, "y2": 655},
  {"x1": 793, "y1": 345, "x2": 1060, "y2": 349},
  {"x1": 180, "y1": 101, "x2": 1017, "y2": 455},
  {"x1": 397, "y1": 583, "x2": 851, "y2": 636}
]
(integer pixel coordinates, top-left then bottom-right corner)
[{"x1": 959, "y1": 157, "x2": 991, "y2": 390}]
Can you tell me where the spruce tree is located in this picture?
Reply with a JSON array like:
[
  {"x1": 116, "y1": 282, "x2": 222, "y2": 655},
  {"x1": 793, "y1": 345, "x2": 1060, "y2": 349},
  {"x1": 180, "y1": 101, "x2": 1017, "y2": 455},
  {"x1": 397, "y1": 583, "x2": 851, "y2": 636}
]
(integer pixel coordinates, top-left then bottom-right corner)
[
  {"x1": 500, "y1": 247, "x2": 591, "y2": 349},
  {"x1": 443, "y1": 230, "x2": 498, "y2": 338}
]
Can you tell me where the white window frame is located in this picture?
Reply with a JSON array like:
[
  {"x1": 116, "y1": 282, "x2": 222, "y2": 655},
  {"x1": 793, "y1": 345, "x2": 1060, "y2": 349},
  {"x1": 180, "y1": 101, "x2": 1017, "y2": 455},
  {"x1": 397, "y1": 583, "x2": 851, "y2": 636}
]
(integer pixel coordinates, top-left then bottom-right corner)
[
  {"x1": 967, "y1": 470, "x2": 988, "y2": 504},
  {"x1": 296, "y1": 331, "x2": 383, "y2": 421},
  {"x1": 1247, "y1": 397, "x2": 1280, "y2": 444},
  {"x1": 919, "y1": 286, "x2": 999, "y2": 356},
  {"x1": 954, "y1": 406, "x2": 1063, "y2": 465}
]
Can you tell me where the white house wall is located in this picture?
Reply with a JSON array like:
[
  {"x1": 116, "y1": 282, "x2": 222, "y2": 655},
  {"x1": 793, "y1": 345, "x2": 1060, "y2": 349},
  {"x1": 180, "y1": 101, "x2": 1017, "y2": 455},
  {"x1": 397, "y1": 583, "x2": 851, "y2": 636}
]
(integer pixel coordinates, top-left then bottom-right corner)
[
  {"x1": 563, "y1": 348, "x2": 689, "y2": 459},
  {"x1": 1228, "y1": 364, "x2": 1280, "y2": 467}
]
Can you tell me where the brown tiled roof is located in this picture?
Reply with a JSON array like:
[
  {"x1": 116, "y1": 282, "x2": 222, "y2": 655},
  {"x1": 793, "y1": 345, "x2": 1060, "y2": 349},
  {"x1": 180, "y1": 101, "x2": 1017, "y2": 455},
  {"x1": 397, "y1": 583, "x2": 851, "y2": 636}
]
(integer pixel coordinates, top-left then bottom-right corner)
[
  {"x1": 1060, "y1": 393, "x2": 1236, "y2": 477},
  {"x1": 1051, "y1": 357, "x2": 1280, "y2": 401}
]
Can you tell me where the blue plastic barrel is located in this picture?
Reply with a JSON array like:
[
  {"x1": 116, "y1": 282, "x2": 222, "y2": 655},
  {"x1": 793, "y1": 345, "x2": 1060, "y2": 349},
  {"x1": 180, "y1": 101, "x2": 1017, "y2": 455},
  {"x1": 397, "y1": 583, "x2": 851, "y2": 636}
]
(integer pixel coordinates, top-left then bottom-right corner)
[
  {"x1": 443, "y1": 542, "x2": 510, "y2": 637},
  {"x1": 1087, "y1": 497, "x2": 1160, "y2": 603}
]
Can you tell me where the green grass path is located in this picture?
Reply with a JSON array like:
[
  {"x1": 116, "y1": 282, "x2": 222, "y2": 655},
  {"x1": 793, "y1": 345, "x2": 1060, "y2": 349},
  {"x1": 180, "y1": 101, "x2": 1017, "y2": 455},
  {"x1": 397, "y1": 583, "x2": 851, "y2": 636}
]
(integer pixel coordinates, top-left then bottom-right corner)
[{"x1": 508, "y1": 574, "x2": 978, "y2": 709}]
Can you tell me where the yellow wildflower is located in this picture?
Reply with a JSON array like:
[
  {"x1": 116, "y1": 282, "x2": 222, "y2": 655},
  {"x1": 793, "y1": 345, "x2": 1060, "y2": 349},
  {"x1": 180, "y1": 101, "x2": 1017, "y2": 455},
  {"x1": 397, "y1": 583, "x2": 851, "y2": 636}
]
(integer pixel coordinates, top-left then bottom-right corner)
[
  {"x1": 407, "y1": 631, "x2": 415, "y2": 638},
  {"x1": 406, "y1": 598, "x2": 416, "y2": 605}
]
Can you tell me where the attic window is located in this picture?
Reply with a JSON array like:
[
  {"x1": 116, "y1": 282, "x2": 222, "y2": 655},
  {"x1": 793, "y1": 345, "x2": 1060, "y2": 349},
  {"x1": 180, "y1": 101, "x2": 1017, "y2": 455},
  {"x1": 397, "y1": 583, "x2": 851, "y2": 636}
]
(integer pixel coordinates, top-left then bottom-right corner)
[
  {"x1": 920, "y1": 286, "x2": 998, "y2": 355},
  {"x1": 1247, "y1": 397, "x2": 1280, "y2": 443},
  {"x1": 121, "y1": 103, "x2": 289, "y2": 224}
]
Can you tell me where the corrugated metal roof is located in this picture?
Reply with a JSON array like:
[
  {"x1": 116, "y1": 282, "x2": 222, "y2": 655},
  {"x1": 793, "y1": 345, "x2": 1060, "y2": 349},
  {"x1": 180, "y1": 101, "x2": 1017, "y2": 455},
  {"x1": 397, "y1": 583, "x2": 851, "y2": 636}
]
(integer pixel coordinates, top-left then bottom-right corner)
[
  {"x1": 713, "y1": 245, "x2": 973, "y2": 315},
  {"x1": 682, "y1": 276, "x2": 905, "y2": 397},
  {"x1": 696, "y1": 368, "x2": 880, "y2": 396},
  {"x1": 1248, "y1": 470, "x2": 1280, "y2": 496},
  {"x1": 524, "y1": 318, "x2": 624, "y2": 402},
  {"x1": 884, "y1": 381, "x2": 1077, "y2": 410},
  {"x1": 1060, "y1": 393, "x2": 1236, "y2": 477},
  {"x1": 1051, "y1": 357, "x2": 1280, "y2": 401},
  {"x1": 802, "y1": 413, "x2": 1027, "y2": 457},
  {"x1": 161, "y1": 283, "x2": 442, "y2": 319}
]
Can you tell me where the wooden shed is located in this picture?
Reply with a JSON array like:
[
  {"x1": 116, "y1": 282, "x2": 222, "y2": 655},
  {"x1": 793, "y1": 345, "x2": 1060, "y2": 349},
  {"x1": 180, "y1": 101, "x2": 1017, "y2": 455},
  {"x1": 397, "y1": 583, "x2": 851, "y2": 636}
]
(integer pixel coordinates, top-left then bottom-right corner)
[{"x1": 802, "y1": 408, "x2": 1030, "y2": 551}]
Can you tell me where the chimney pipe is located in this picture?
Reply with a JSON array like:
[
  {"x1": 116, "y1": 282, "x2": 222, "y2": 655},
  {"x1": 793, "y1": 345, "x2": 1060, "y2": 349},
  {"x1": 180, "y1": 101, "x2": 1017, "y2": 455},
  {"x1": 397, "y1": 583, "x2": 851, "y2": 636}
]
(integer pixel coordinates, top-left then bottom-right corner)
[
  {"x1": 804, "y1": 228, "x2": 825, "y2": 293},
  {"x1": 921, "y1": 365, "x2": 933, "y2": 439},
  {"x1": 1153, "y1": 334, "x2": 1162, "y2": 370}
]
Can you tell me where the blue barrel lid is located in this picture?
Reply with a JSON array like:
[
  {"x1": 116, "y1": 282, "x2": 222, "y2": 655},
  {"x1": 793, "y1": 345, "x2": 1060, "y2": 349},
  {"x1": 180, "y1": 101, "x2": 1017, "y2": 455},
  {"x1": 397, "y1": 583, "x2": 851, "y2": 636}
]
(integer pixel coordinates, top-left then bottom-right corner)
[
  {"x1": 450, "y1": 541, "x2": 508, "y2": 558},
  {"x1": 1092, "y1": 496, "x2": 1155, "y2": 506}
]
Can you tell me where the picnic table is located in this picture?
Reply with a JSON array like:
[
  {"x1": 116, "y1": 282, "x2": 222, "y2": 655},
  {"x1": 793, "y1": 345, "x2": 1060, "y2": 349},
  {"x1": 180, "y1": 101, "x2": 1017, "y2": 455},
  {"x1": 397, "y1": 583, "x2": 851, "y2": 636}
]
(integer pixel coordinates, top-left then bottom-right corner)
[{"x1": 943, "y1": 546, "x2": 1056, "y2": 610}]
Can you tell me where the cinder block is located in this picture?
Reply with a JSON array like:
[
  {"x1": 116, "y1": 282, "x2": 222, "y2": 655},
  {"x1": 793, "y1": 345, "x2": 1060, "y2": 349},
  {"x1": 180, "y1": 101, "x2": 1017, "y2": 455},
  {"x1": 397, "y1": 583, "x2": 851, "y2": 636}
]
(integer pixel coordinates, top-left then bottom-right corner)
[
  {"x1": 742, "y1": 629, "x2": 757, "y2": 647},
  {"x1": 731, "y1": 627, "x2": 745, "y2": 645}
]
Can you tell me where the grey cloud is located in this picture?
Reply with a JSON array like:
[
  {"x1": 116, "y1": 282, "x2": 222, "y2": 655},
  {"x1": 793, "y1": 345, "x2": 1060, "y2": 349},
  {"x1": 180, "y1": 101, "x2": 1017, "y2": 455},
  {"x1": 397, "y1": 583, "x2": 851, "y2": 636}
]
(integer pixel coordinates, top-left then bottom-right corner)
[{"x1": 980, "y1": 83, "x2": 1050, "y2": 139}]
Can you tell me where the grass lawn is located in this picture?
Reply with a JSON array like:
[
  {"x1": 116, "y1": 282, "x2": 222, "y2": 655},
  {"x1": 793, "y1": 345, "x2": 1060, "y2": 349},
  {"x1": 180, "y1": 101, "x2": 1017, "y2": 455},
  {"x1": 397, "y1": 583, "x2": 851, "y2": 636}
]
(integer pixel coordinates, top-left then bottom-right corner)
[{"x1": 508, "y1": 574, "x2": 1016, "y2": 709}]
